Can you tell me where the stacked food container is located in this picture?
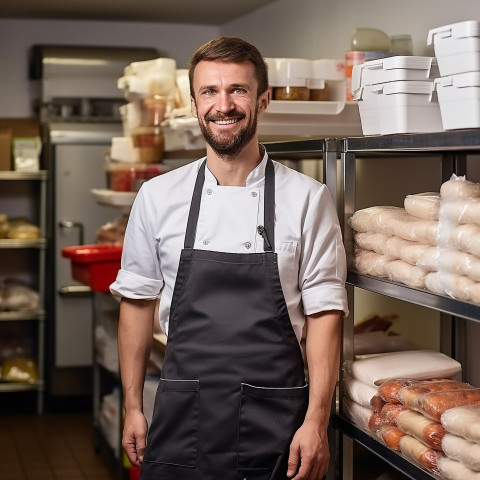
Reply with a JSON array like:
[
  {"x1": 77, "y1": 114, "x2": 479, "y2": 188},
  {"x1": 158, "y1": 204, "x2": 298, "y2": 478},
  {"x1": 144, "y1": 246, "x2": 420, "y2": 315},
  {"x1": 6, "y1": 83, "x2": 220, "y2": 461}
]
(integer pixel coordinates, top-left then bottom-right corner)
[
  {"x1": 352, "y1": 55, "x2": 443, "y2": 135},
  {"x1": 429, "y1": 20, "x2": 480, "y2": 130}
]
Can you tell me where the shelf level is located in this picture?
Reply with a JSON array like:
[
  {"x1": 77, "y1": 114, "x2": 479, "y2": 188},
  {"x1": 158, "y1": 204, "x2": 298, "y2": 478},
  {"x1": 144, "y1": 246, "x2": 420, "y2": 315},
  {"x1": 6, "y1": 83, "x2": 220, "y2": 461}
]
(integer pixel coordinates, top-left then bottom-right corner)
[
  {"x1": 0, "y1": 381, "x2": 44, "y2": 392},
  {"x1": 347, "y1": 271, "x2": 480, "y2": 323},
  {"x1": 0, "y1": 170, "x2": 48, "y2": 181},
  {"x1": 0, "y1": 238, "x2": 47, "y2": 249},
  {"x1": 0, "y1": 310, "x2": 45, "y2": 322}
]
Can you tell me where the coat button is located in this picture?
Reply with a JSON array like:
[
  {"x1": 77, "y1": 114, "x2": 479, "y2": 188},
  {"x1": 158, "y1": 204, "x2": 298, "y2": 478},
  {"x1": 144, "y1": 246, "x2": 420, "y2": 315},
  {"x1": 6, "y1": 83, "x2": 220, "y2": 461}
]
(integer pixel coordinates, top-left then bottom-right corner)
[
  {"x1": 251, "y1": 191, "x2": 257, "y2": 197},
  {"x1": 203, "y1": 240, "x2": 210, "y2": 245},
  {"x1": 244, "y1": 242, "x2": 251, "y2": 249},
  {"x1": 206, "y1": 189, "x2": 213, "y2": 195}
]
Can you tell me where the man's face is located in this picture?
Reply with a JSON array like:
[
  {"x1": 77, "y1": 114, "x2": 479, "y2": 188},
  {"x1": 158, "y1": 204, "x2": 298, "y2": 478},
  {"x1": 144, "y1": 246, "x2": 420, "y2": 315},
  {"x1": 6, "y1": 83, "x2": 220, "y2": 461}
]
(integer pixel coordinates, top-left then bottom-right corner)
[{"x1": 191, "y1": 61, "x2": 268, "y2": 157}]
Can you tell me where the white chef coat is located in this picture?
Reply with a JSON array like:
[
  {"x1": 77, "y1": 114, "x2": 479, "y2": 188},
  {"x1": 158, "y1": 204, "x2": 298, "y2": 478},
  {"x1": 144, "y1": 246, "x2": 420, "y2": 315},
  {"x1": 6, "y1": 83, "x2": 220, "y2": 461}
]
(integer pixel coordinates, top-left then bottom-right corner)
[{"x1": 110, "y1": 151, "x2": 348, "y2": 342}]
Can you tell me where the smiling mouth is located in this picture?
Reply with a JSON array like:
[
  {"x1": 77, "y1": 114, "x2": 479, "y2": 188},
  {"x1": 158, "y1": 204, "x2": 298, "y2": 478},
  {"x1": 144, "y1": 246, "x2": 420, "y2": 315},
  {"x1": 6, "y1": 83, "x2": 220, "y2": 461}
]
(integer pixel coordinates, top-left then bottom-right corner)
[{"x1": 211, "y1": 118, "x2": 241, "y2": 125}]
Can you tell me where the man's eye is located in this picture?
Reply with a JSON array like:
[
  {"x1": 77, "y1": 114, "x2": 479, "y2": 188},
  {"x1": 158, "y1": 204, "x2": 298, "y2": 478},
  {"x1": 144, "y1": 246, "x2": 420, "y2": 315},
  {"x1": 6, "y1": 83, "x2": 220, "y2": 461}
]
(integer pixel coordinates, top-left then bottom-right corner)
[{"x1": 233, "y1": 88, "x2": 244, "y2": 94}]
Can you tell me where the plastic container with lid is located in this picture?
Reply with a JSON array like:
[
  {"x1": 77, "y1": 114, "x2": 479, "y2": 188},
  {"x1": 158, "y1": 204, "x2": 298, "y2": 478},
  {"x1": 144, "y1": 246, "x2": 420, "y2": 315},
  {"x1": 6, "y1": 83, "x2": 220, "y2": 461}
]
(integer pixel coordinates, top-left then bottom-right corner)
[
  {"x1": 131, "y1": 126, "x2": 165, "y2": 164},
  {"x1": 351, "y1": 28, "x2": 391, "y2": 52},
  {"x1": 427, "y1": 21, "x2": 480, "y2": 76},
  {"x1": 355, "y1": 80, "x2": 444, "y2": 135},
  {"x1": 390, "y1": 35, "x2": 413, "y2": 55},
  {"x1": 307, "y1": 59, "x2": 346, "y2": 101},
  {"x1": 268, "y1": 58, "x2": 312, "y2": 101},
  {"x1": 435, "y1": 72, "x2": 480, "y2": 130},
  {"x1": 105, "y1": 162, "x2": 171, "y2": 192},
  {"x1": 351, "y1": 56, "x2": 439, "y2": 96}
]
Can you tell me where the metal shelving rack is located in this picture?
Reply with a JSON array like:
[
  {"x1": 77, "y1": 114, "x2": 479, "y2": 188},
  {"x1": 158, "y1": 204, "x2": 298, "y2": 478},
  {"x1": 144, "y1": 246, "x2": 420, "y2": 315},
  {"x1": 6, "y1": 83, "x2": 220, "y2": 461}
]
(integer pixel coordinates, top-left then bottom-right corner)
[
  {"x1": 0, "y1": 170, "x2": 48, "y2": 413},
  {"x1": 339, "y1": 129, "x2": 480, "y2": 480}
]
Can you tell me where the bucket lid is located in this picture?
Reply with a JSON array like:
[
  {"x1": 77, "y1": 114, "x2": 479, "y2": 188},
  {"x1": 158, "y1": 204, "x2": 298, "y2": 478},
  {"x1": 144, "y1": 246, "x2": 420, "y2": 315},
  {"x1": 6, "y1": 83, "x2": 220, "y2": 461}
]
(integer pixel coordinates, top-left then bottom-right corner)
[
  {"x1": 435, "y1": 71, "x2": 480, "y2": 88},
  {"x1": 364, "y1": 55, "x2": 436, "y2": 72},
  {"x1": 428, "y1": 20, "x2": 480, "y2": 45}
]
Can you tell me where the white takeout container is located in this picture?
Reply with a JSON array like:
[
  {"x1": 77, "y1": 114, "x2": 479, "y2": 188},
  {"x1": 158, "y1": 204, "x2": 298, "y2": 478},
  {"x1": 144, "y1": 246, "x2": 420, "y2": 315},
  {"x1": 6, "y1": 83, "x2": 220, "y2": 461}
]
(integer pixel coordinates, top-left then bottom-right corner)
[
  {"x1": 427, "y1": 21, "x2": 480, "y2": 76},
  {"x1": 355, "y1": 80, "x2": 444, "y2": 135},
  {"x1": 435, "y1": 72, "x2": 480, "y2": 130},
  {"x1": 351, "y1": 56, "x2": 439, "y2": 95}
]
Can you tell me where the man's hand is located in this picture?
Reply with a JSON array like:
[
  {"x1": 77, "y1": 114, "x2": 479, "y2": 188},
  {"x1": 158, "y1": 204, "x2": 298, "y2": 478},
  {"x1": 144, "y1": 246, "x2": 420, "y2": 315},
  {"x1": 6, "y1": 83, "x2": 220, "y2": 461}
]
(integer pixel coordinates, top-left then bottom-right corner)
[
  {"x1": 286, "y1": 420, "x2": 330, "y2": 480},
  {"x1": 122, "y1": 409, "x2": 148, "y2": 466}
]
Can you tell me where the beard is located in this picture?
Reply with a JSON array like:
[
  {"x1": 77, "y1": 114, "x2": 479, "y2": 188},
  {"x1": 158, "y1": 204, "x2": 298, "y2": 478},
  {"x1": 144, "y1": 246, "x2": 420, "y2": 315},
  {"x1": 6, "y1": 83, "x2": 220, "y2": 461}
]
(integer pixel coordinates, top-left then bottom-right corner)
[{"x1": 198, "y1": 106, "x2": 259, "y2": 158}]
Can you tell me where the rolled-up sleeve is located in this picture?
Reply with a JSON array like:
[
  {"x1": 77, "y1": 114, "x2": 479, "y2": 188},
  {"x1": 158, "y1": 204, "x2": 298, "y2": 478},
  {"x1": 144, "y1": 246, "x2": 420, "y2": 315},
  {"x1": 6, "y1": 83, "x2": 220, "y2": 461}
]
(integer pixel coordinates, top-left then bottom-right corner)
[
  {"x1": 110, "y1": 186, "x2": 164, "y2": 299},
  {"x1": 300, "y1": 186, "x2": 349, "y2": 317}
]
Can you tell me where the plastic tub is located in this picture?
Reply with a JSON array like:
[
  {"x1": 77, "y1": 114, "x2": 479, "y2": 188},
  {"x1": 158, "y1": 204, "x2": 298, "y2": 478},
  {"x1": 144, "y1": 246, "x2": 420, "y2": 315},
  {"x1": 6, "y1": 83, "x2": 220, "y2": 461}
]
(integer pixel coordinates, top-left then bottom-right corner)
[
  {"x1": 435, "y1": 72, "x2": 480, "y2": 130},
  {"x1": 131, "y1": 126, "x2": 165, "y2": 163},
  {"x1": 355, "y1": 80, "x2": 444, "y2": 135},
  {"x1": 428, "y1": 21, "x2": 480, "y2": 76},
  {"x1": 269, "y1": 58, "x2": 312, "y2": 101},
  {"x1": 61, "y1": 244, "x2": 123, "y2": 293},
  {"x1": 105, "y1": 162, "x2": 171, "y2": 192},
  {"x1": 307, "y1": 59, "x2": 346, "y2": 101},
  {"x1": 351, "y1": 56, "x2": 439, "y2": 94}
]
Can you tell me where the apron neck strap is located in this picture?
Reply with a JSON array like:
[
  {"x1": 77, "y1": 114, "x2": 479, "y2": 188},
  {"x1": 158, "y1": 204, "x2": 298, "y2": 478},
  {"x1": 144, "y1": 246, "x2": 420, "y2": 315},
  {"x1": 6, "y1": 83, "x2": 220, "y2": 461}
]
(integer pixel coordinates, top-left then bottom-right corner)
[{"x1": 184, "y1": 157, "x2": 275, "y2": 251}]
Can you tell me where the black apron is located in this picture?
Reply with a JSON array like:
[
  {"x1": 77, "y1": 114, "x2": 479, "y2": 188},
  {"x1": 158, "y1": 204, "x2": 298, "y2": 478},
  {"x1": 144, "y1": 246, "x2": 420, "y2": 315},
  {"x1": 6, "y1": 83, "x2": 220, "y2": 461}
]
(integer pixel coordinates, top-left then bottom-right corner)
[{"x1": 140, "y1": 158, "x2": 308, "y2": 480}]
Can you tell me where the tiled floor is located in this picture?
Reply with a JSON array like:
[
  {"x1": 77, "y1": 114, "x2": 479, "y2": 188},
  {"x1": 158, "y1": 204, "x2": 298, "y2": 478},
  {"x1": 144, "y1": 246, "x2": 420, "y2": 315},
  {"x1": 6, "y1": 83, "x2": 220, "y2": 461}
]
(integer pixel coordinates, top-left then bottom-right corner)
[{"x1": 0, "y1": 411, "x2": 116, "y2": 480}]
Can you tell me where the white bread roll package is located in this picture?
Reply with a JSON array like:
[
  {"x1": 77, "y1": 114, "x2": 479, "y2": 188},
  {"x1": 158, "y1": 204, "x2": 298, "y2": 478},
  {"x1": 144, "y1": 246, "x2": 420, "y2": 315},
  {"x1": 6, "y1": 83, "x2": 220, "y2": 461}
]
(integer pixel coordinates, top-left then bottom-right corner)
[{"x1": 351, "y1": 174, "x2": 480, "y2": 305}]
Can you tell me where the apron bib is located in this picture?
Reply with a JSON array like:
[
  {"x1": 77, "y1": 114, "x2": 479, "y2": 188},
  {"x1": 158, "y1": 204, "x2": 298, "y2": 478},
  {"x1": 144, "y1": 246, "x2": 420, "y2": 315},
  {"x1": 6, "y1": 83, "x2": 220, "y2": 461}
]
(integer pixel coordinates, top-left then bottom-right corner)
[{"x1": 141, "y1": 158, "x2": 308, "y2": 480}]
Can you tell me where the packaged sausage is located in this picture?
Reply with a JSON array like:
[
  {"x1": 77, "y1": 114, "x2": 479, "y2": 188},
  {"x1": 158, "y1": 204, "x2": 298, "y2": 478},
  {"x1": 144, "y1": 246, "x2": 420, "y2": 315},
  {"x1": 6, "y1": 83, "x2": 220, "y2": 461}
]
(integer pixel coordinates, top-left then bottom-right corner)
[
  {"x1": 441, "y1": 405, "x2": 480, "y2": 444},
  {"x1": 399, "y1": 435, "x2": 444, "y2": 474},
  {"x1": 398, "y1": 379, "x2": 474, "y2": 411},
  {"x1": 442, "y1": 433, "x2": 480, "y2": 472},
  {"x1": 418, "y1": 389, "x2": 480, "y2": 422},
  {"x1": 395, "y1": 409, "x2": 446, "y2": 450},
  {"x1": 380, "y1": 402, "x2": 408, "y2": 423},
  {"x1": 376, "y1": 425, "x2": 405, "y2": 451},
  {"x1": 437, "y1": 456, "x2": 480, "y2": 480},
  {"x1": 378, "y1": 378, "x2": 419, "y2": 404},
  {"x1": 342, "y1": 396, "x2": 384, "y2": 432}
]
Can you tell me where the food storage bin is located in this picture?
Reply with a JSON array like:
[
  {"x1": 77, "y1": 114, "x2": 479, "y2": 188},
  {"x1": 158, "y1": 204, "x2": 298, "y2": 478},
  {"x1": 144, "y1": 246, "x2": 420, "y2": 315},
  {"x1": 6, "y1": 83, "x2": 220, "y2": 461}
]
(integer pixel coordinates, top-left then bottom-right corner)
[
  {"x1": 307, "y1": 59, "x2": 346, "y2": 101},
  {"x1": 355, "y1": 80, "x2": 444, "y2": 135},
  {"x1": 435, "y1": 72, "x2": 480, "y2": 129},
  {"x1": 428, "y1": 20, "x2": 480, "y2": 76},
  {"x1": 268, "y1": 58, "x2": 312, "y2": 101},
  {"x1": 105, "y1": 162, "x2": 171, "y2": 192},
  {"x1": 61, "y1": 244, "x2": 123, "y2": 293},
  {"x1": 351, "y1": 56, "x2": 439, "y2": 95},
  {"x1": 131, "y1": 126, "x2": 165, "y2": 163}
]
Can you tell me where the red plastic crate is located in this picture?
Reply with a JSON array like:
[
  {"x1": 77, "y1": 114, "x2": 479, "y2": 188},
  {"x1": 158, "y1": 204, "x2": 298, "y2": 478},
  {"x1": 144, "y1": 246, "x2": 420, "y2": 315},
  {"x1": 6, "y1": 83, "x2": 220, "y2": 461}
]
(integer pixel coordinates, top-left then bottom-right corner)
[{"x1": 61, "y1": 244, "x2": 122, "y2": 293}]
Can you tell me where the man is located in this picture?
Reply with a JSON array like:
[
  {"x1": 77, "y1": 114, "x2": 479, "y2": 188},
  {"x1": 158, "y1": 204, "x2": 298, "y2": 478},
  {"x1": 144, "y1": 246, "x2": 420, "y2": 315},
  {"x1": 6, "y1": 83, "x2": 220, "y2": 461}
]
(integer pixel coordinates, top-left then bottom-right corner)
[{"x1": 111, "y1": 36, "x2": 348, "y2": 480}]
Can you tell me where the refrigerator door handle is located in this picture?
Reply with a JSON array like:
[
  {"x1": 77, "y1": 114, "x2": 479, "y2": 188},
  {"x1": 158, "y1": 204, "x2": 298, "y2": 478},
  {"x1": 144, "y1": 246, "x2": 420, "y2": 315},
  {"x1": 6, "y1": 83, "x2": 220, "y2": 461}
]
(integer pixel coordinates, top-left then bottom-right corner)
[
  {"x1": 59, "y1": 220, "x2": 85, "y2": 245},
  {"x1": 58, "y1": 285, "x2": 92, "y2": 297}
]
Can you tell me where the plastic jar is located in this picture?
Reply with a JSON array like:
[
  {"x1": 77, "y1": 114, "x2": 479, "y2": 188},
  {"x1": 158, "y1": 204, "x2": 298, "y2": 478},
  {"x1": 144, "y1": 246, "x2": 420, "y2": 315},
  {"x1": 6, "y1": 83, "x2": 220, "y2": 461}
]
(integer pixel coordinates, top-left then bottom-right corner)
[
  {"x1": 269, "y1": 58, "x2": 312, "y2": 101},
  {"x1": 351, "y1": 28, "x2": 391, "y2": 52},
  {"x1": 390, "y1": 35, "x2": 413, "y2": 55},
  {"x1": 308, "y1": 59, "x2": 346, "y2": 101},
  {"x1": 131, "y1": 126, "x2": 165, "y2": 164}
]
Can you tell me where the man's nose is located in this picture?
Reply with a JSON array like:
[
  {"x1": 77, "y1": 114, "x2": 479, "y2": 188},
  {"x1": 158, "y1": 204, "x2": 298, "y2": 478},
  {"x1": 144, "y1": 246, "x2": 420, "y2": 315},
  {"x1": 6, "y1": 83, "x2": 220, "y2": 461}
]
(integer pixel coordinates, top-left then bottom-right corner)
[{"x1": 216, "y1": 91, "x2": 234, "y2": 113}]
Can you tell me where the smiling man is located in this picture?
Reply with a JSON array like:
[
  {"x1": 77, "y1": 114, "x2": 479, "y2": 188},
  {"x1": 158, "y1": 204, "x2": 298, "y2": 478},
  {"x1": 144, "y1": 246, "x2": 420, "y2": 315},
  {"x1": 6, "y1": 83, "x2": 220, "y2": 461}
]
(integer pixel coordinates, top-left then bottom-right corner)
[{"x1": 112, "y1": 37, "x2": 348, "y2": 480}]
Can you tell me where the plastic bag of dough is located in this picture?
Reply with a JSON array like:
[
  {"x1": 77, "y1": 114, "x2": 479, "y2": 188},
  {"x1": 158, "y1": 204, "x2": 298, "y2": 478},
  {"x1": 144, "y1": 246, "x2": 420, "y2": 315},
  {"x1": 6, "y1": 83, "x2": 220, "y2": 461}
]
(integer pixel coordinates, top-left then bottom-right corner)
[
  {"x1": 441, "y1": 433, "x2": 480, "y2": 471},
  {"x1": 383, "y1": 236, "x2": 432, "y2": 265},
  {"x1": 438, "y1": 456, "x2": 480, "y2": 480},
  {"x1": 354, "y1": 331, "x2": 413, "y2": 356},
  {"x1": 424, "y1": 271, "x2": 474, "y2": 302},
  {"x1": 399, "y1": 435, "x2": 444, "y2": 474},
  {"x1": 354, "y1": 231, "x2": 389, "y2": 254},
  {"x1": 344, "y1": 374, "x2": 385, "y2": 411},
  {"x1": 395, "y1": 409, "x2": 446, "y2": 450},
  {"x1": 352, "y1": 249, "x2": 389, "y2": 277},
  {"x1": 376, "y1": 425, "x2": 406, "y2": 451},
  {"x1": 467, "y1": 282, "x2": 480, "y2": 305},
  {"x1": 2, "y1": 356, "x2": 38, "y2": 383},
  {"x1": 342, "y1": 396, "x2": 385, "y2": 432},
  {"x1": 345, "y1": 350, "x2": 462, "y2": 386},
  {"x1": 441, "y1": 405, "x2": 480, "y2": 444},
  {"x1": 441, "y1": 198, "x2": 480, "y2": 226},
  {"x1": 385, "y1": 259, "x2": 428, "y2": 289},
  {"x1": 446, "y1": 223, "x2": 480, "y2": 258},
  {"x1": 404, "y1": 192, "x2": 440, "y2": 220},
  {"x1": 348, "y1": 206, "x2": 405, "y2": 233},
  {"x1": 419, "y1": 247, "x2": 480, "y2": 281},
  {"x1": 398, "y1": 379, "x2": 475, "y2": 412},
  {"x1": 1, "y1": 280, "x2": 40, "y2": 311},
  {"x1": 6, "y1": 218, "x2": 40, "y2": 240},
  {"x1": 418, "y1": 389, "x2": 480, "y2": 422},
  {"x1": 440, "y1": 174, "x2": 480, "y2": 200},
  {"x1": 387, "y1": 215, "x2": 439, "y2": 245}
]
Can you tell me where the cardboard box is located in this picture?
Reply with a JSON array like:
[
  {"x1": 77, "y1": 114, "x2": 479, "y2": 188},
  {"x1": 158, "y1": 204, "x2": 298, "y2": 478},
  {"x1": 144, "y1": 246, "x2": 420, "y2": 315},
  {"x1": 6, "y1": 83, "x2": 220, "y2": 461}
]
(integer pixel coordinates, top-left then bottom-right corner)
[
  {"x1": 0, "y1": 128, "x2": 11, "y2": 170},
  {"x1": 0, "y1": 118, "x2": 41, "y2": 171}
]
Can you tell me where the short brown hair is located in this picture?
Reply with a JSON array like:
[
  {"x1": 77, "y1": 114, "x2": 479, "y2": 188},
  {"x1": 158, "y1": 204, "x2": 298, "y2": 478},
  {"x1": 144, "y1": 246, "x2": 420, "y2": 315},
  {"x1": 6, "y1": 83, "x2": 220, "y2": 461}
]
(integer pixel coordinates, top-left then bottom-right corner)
[{"x1": 188, "y1": 36, "x2": 269, "y2": 99}]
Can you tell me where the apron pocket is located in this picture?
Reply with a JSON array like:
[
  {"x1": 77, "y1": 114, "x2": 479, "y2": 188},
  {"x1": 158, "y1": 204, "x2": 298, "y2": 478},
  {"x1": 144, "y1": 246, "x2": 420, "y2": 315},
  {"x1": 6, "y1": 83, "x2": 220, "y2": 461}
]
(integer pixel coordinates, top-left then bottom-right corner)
[
  {"x1": 237, "y1": 383, "x2": 308, "y2": 471},
  {"x1": 144, "y1": 378, "x2": 199, "y2": 467}
]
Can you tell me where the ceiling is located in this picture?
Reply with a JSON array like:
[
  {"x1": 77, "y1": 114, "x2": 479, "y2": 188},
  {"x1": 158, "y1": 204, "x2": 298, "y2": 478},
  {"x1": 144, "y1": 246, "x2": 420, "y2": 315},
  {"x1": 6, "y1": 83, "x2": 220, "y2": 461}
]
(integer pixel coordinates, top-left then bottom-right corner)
[{"x1": 1, "y1": 0, "x2": 278, "y2": 26}]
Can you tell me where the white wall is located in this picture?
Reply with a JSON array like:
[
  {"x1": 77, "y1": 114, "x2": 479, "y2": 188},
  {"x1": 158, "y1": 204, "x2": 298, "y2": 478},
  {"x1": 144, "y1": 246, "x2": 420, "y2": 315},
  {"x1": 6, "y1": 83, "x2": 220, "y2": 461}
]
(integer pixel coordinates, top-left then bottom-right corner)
[
  {"x1": 222, "y1": 0, "x2": 480, "y2": 59},
  {"x1": 0, "y1": 19, "x2": 219, "y2": 117}
]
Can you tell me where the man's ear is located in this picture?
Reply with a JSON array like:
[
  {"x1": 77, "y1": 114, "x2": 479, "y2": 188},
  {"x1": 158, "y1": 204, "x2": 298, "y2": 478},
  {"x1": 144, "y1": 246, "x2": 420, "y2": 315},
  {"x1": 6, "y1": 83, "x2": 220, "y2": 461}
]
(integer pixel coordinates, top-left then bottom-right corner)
[
  {"x1": 191, "y1": 96, "x2": 198, "y2": 118},
  {"x1": 258, "y1": 88, "x2": 271, "y2": 116}
]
